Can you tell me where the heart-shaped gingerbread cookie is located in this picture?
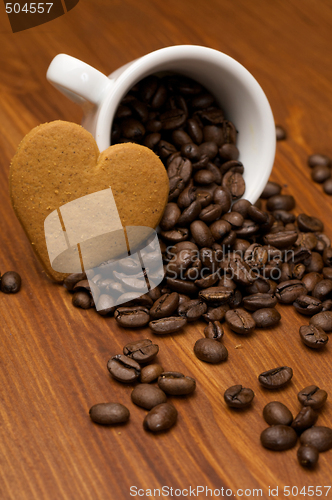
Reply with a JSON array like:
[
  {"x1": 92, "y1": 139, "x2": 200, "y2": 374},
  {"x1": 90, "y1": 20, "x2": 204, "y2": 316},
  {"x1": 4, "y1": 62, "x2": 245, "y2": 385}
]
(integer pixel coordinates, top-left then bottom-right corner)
[{"x1": 9, "y1": 121, "x2": 169, "y2": 282}]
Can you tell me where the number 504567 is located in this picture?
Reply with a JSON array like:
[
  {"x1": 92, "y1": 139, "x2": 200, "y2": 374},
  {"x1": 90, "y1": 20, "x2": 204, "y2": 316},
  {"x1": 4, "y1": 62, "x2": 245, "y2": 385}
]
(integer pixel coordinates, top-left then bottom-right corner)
[{"x1": 6, "y1": 3, "x2": 53, "y2": 13}]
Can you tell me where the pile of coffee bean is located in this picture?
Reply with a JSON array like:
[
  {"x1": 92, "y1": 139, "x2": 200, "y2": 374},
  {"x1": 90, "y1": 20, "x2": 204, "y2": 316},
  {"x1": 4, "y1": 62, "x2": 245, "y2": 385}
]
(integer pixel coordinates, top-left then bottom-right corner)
[
  {"x1": 89, "y1": 338, "x2": 195, "y2": 433},
  {"x1": 260, "y1": 384, "x2": 331, "y2": 469},
  {"x1": 0, "y1": 271, "x2": 21, "y2": 294},
  {"x1": 308, "y1": 154, "x2": 332, "y2": 195}
]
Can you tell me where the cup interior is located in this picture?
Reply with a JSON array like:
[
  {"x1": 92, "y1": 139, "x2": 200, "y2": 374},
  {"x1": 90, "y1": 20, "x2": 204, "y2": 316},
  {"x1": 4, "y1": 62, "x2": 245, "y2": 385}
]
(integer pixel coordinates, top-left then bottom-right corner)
[{"x1": 95, "y1": 46, "x2": 275, "y2": 203}]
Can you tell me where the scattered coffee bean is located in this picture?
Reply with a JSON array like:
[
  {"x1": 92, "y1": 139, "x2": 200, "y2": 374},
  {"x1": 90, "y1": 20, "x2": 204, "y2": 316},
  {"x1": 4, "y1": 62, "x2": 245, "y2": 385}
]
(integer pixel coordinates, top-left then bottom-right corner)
[
  {"x1": 123, "y1": 339, "x2": 159, "y2": 364},
  {"x1": 300, "y1": 426, "x2": 332, "y2": 452},
  {"x1": 252, "y1": 308, "x2": 281, "y2": 328},
  {"x1": 293, "y1": 295, "x2": 322, "y2": 316},
  {"x1": 89, "y1": 402, "x2": 130, "y2": 425},
  {"x1": 107, "y1": 355, "x2": 141, "y2": 383},
  {"x1": 275, "y1": 125, "x2": 286, "y2": 141},
  {"x1": 72, "y1": 290, "x2": 93, "y2": 309},
  {"x1": 194, "y1": 338, "x2": 228, "y2": 363},
  {"x1": 204, "y1": 320, "x2": 224, "y2": 340},
  {"x1": 263, "y1": 401, "x2": 293, "y2": 426},
  {"x1": 299, "y1": 325, "x2": 329, "y2": 349},
  {"x1": 0, "y1": 271, "x2": 21, "y2": 293},
  {"x1": 149, "y1": 316, "x2": 187, "y2": 334},
  {"x1": 260, "y1": 425, "x2": 298, "y2": 451},
  {"x1": 297, "y1": 445, "x2": 319, "y2": 468},
  {"x1": 243, "y1": 293, "x2": 277, "y2": 311},
  {"x1": 114, "y1": 306, "x2": 150, "y2": 328},
  {"x1": 131, "y1": 384, "x2": 167, "y2": 410},
  {"x1": 308, "y1": 154, "x2": 331, "y2": 168},
  {"x1": 140, "y1": 363, "x2": 164, "y2": 383},
  {"x1": 258, "y1": 366, "x2": 293, "y2": 389},
  {"x1": 309, "y1": 311, "x2": 332, "y2": 331},
  {"x1": 297, "y1": 385, "x2": 328, "y2": 409},
  {"x1": 291, "y1": 407, "x2": 318, "y2": 434},
  {"x1": 158, "y1": 372, "x2": 196, "y2": 395},
  {"x1": 143, "y1": 403, "x2": 178, "y2": 432},
  {"x1": 224, "y1": 385, "x2": 254, "y2": 408},
  {"x1": 225, "y1": 308, "x2": 256, "y2": 334}
]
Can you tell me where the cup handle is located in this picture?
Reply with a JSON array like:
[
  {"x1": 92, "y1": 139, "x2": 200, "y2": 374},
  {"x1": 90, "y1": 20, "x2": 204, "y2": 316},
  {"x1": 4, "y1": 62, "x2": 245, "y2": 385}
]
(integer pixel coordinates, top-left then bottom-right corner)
[{"x1": 46, "y1": 54, "x2": 112, "y2": 106}]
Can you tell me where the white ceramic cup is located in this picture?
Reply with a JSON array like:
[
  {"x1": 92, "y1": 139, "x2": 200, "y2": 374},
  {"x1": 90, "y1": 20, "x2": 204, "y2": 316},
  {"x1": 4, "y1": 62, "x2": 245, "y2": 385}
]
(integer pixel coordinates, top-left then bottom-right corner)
[{"x1": 47, "y1": 45, "x2": 276, "y2": 203}]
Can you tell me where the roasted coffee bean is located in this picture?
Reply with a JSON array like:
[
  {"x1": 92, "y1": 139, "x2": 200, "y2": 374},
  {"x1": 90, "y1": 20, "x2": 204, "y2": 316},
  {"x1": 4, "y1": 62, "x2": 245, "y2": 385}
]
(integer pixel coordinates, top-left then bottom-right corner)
[
  {"x1": 107, "y1": 355, "x2": 141, "y2": 383},
  {"x1": 143, "y1": 403, "x2": 178, "y2": 432},
  {"x1": 261, "y1": 181, "x2": 282, "y2": 199},
  {"x1": 291, "y1": 407, "x2": 318, "y2": 434},
  {"x1": 159, "y1": 203, "x2": 181, "y2": 231},
  {"x1": 302, "y1": 272, "x2": 322, "y2": 293},
  {"x1": 243, "y1": 293, "x2": 277, "y2": 311},
  {"x1": 64, "y1": 272, "x2": 87, "y2": 291},
  {"x1": 222, "y1": 171, "x2": 245, "y2": 200},
  {"x1": 219, "y1": 159, "x2": 243, "y2": 175},
  {"x1": 232, "y1": 199, "x2": 251, "y2": 218},
  {"x1": 190, "y1": 220, "x2": 214, "y2": 247},
  {"x1": 219, "y1": 143, "x2": 239, "y2": 160},
  {"x1": 203, "y1": 304, "x2": 230, "y2": 322},
  {"x1": 204, "y1": 320, "x2": 224, "y2": 340},
  {"x1": 312, "y1": 279, "x2": 332, "y2": 300},
  {"x1": 166, "y1": 278, "x2": 199, "y2": 295},
  {"x1": 140, "y1": 363, "x2": 164, "y2": 383},
  {"x1": 311, "y1": 165, "x2": 331, "y2": 183},
  {"x1": 260, "y1": 425, "x2": 298, "y2": 451},
  {"x1": 160, "y1": 108, "x2": 186, "y2": 130},
  {"x1": 263, "y1": 402, "x2": 293, "y2": 426},
  {"x1": 209, "y1": 220, "x2": 231, "y2": 242},
  {"x1": 297, "y1": 445, "x2": 319, "y2": 468},
  {"x1": 222, "y1": 211, "x2": 244, "y2": 228},
  {"x1": 299, "y1": 324, "x2": 329, "y2": 349},
  {"x1": 323, "y1": 178, "x2": 332, "y2": 194},
  {"x1": 203, "y1": 125, "x2": 224, "y2": 145},
  {"x1": 195, "y1": 189, "x2": 213, "y2": 207},
  {"x1": 322, "y1": 299, "x2": 332, "y2": 311},
  {"x1": 258, "y1": 366, "x2": 293, "y2": 389},
  {"x1": 266, "y1": 194, "x2": 295, "y2": 212},
  {"x1": 309, "y1": 311, "x2": 332, "y2": 331},
  {"x1": 225, "y1": 308, "x2": 256, "y2": 334},
  {"x1": 177, "y1": 200, "x2": 202, "y2": 226},
  {"x1": 123, "y1": 339, "x2": 159, "y2": 364},
  {"x1": 150, "y1": 293, "x2": 179, "y2": 319},
  {"x1": 167, "y1": 156, "x2": 192, "y2": 183},
  {"x1": 252, "y1": 308, "x2": 281, "y2": 328},
  {"x1": 89, "y1": 403, "x2": 130, "y2": 425},
  {"x1": 235, "y1": 219, "x2": 260, "y2": 237},
  {"x1": 149, "y1": 316, "x2": 187, "y2": 334},
  {"x1": 276, "y1": 280, "x2": 307, "y2": 304},
  {"x1": 263, "y1": 230, "x2": 298, "y2": 249},
  {"x1": 308, "y1": 154, "x2": 331, "y2": 168},
  {"x1": 178, "y1": 299, "x2": 207, "y2": 321},
  {"x1": 224, "y1": 385, "x2": 254, "y2": 408},
  {"x1": 293, "y1": 295, "x2": 322, "y2": 316},
  {"x1": 96, "y1": 294, "x2": 116, "y2": 315},
  {"x1": 323, "y1": 247, "x2": 332, "y2": 267},
  {"x1": 172, "y1": 129, "x2": 192, "y2": 147},
  {"x1": 199, "y1": 204, "x2": 223, "y2": 223},
  {"x1": 158, "y1": 372, "x2": 196, "y2": 395},
  {"x1": 297, "y1": 214, "x2": 324, "y2": 233},
  {"x1": 323, "y1": 267, "x2": 332, "y2": 280},
  {"x1": 247, "y1": 205, "x2": 268, "y2": 224},
  {"x1": 297, "y1": 385, "x2": 328, "y2": 409},
  {"x1": 131, "y1": 384, "x2": 167, "y2": 410},
  {"x1": 273, "y1": 210, "x2": 296, "y2": 224},
  {"x1": 195, "y1": 272, "x2": 219, "y2": 289},
  {"x1": 275, "y1": 125, "x2": 286, "y2": 141},
  {"x1": 72, "y1": 290, "x2": 94, "y2": 309},
  {"x1": 212, "y1": 187, "x2": 232, "y2": 213},
  {"x1": 160, "y1": 227, "x2": 189, "y2": 244},
  {"x1": 199, "y1": 286, "x2": 234, "y2": 305},
  {"x1": 194, "y1": 338, "x2": 228, "y2": 363},
  {"x1": 114, "y1": 306, "x2": 150, "y2": 328},
  {"x1": 0, "y1": 271, "x2": 21, "y2": 294},
  {"x1": 300, "y1": 426, "x2": 332, "y2": 452}
]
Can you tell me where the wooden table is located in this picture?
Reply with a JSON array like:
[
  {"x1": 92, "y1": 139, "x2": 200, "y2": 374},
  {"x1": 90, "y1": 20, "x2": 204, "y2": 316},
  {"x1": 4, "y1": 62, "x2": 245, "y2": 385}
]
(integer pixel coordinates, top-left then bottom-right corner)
[{"x1": 1, "y1": 1, "x2": 332, "y2": 498}]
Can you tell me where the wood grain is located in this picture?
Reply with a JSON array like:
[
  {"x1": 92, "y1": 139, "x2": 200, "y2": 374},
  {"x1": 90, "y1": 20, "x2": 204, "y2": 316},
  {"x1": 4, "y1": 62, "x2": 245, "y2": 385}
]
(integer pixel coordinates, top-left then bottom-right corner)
[{"x1": 0, "y1": 1, "x2": 332, "y2": 498}]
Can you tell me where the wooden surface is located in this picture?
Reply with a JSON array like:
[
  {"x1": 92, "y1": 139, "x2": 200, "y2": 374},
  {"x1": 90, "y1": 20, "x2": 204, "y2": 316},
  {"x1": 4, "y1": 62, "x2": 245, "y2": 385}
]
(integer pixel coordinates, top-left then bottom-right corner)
[{"x1": 1, "y1": 1, "x2": 332, "y2": 498}]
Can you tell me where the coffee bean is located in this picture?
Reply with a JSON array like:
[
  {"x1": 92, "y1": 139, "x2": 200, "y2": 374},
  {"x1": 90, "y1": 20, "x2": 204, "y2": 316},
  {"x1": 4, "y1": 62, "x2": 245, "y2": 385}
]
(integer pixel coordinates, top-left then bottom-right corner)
[
  {"x1": 199, "y1": 286, "x2": 234, "y2": 306},
  {"x1": 96, "y1": 294, "x2": 116, "y2": 315},
  {"x1": 273, "y1": 210, "x2": 296, "y2": 224},
  {"x1": 158, "y1": 372, "x2": 196, "y2": 395},
  {"x1": 300, "y1": 426, "x2": 332, "y2": 452},
  {"x1": 322, "y1": 299, "x2": 332, "y2": 311},
  {"x1": 276, "y1": 280, "x2": 307, "y2": 304},
  {"x1": 243, "y1": 293, "x2": 277, "y2": 311},
  {"x1": 0, "y1": 271, "x2": 21, "y2": 294},
  {"x1": 224, "y1": 385, "x2": 254, "y2": 408},
  {"x1": 275, "y1": 125, "x2": 287, "y2": 141},
  {"x1": 263, "y1": 230, "x2": 298, "y2": 249},
  {"x1": 258, "y1": 366, "x2": 293, "y2": 389},
  {"x1": 64, "y1": 272, "x2": 87, "y2": 291},
  {"x1": 140, "y1": 363, "x2": 164, "y2": 383},
  {"x1": 323, "y1": 178, "x2": 332, "y2": 194},
  {"x1": 309, "y1": 311, "x2": 332, "y2": 331},
  {"x1": 166, "y1": 278, "x2": 199, "y2": 295},
  {"x1": 190, "y1": 220, "x2": 214, "y2": 247},
  {"x1": 260, "y1": 425, "x2": 298, "y2": 451},
  {"x1": 178, "y1": 298, "x2": 207, "y2": 321},
  {"x1": 131, "y1": 384, "x2": 167, "y2": 410},
  {"x1": 225, "y1": 308, "x2": 256, "y2": 334},
  {"x1": 291, "y1": 407, "x2": 318, "y2": 434},
  {"x1": 297, "y1": 214, "x2": 324, "y2": 233},
  {"x1": 159, "y1": 203, "x2": 181, "y2": 231},
  {"x1": 114, "y1": 306, "x2": 150, "y2": 328},
  {"x1": 252, "y1": 308, "x2": 281, "y2": 328},
  {"x1": 213, "y1": 187, "x2": 232, "y2": 212},
  {"x1": 311, "y1": 165, "x2": 331, "y2": 183},
  {"x1": 260, "y1": 181, "x2": 282, "y2": 199},
  {"x1": 266, "y1": 194, "x2": 295, "y2": 212},
  {"x1": 150, "y1": 292, "x2": 179, "y2": 319},
  {"x1": 143, "y1": 403, "x2": 178, "y2": 432},
  {"x1": 308, "y1": 154, "x2": 331, "y2": 168},
  {"x1": 72, "y1": 290, "x2": 94, "y2": 309},
  {"x1": 297, "y1": 385, "x2": 328, "y2": 409},
  {"x1": 123, "y1": 339, "x2": 159, "y2": 364},
  {"x1": 149, "y1": 316, "x2": 187, "y2": 334},
  {"x1": 299, "y1": 324, "x2": 328, "y2": 349},
  {"x1": 107, "y1": 355, "x2": 141, "y2": 383},
  {"x1": 297, "y1": 445, "x2": 319, "y2": 468},
  {"x1": 293, "y1": 295, "x2": 322, "y2": 316},
  {"x1": 263, "y1": 402, "x2": 293, "y2": 425},
  {"x1": 302, "y1": 272, "x2": 322, "y2": 293},
  {"x1": 194, "y1": 338, "x2": 228, "y2": 363},
  {"x1": 204, "y1": 320, "x2": 224, "y2": 340},
  {"x1": 312, "y1": 279, "x2": 332, "y2": 300},
  {"x1": 89, "y1": 403, "x2": 130, "y2": 425},
  {"x1": 203, "y1": 304, "x2": 230, "y2": 322},
  {"x1": 222, "y1": 171, "x2": 245, "y2": 200}
]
